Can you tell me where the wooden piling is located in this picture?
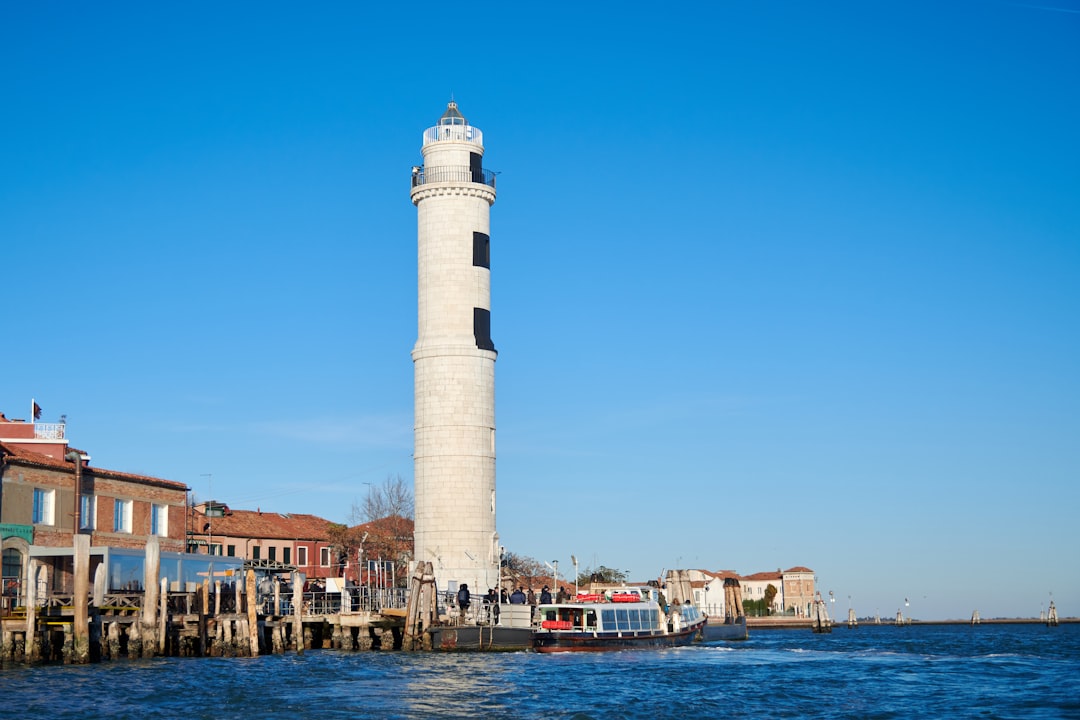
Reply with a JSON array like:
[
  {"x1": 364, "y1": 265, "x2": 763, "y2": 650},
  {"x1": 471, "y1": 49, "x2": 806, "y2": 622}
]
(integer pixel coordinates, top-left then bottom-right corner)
[
  {"x1": 246, "y1": 569, "x2": 259, "y2": 656},
  {"x1": 141, "y1": 538, "x2": 160, "y2": 657},
  {"x1": 25, "y1": 560, "x2": 40, "y2": 663},
  {"x1": 292, "y1": 571, "x2": 304, "y2": 655},
  {"x1": 73, "y1": 534, "x2": 91, "y2": 663}
]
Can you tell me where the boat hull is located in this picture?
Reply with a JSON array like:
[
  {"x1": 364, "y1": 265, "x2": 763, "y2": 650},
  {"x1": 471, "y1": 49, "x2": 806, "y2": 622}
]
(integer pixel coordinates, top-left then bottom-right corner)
[
  {"x1": 532, "y1": 622, "x2": 704, "y2": 653},
  {"x1": 431, "y1": 625, "x2": 532, "y2": 651},
  {"x1": 701, "y1": 616, "x2": 749, "y2": 642}
]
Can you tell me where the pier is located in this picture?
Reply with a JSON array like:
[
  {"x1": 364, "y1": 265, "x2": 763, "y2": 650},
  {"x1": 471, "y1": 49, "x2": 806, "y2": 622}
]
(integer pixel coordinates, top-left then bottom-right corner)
[{"x1": 0, "y1": 538, "x2": 413, "y2": 664}]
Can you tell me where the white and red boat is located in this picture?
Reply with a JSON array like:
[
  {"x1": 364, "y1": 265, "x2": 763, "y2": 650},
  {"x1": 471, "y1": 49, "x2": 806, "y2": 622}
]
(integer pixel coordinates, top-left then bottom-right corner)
[{"x1": 531, "y1": 586, "x2": 707, "y2": 653}]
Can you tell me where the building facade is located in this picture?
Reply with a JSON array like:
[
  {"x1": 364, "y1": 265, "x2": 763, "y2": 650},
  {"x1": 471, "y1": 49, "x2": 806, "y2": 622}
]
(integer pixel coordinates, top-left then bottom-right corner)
[
  {"x1": 1, "y1": 411, "x2": 188, "y2": 607},
  {"x1": 186, "y1": 503, "x2": 337, "y2": 580}
]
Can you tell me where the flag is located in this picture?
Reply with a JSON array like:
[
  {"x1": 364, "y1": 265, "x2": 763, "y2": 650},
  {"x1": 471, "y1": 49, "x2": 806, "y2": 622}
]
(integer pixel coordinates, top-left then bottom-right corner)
[{"x1": 32, "y1": 400, "x2": 42, "y2": 420}]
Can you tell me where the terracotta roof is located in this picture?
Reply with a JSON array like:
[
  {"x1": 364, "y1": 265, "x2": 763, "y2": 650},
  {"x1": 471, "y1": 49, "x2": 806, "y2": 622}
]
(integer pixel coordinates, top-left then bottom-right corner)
[
  {"x1": 784, "y1": 566, "x2": 814, "y2": 573},
  {"x1": 0, "y1": 441, "x2": 187, "y2": 491},
  {"x1": 189, "y1": 506, "x2": 333, "y2": 541},
  {"x1": 743, "y1": 571, "x2": 783, "y2": 581}
]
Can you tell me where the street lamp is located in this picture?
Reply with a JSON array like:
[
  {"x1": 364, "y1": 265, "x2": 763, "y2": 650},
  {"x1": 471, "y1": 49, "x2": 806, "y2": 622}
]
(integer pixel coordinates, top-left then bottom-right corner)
[
  {"x1": 571, "y1": 555, "x2": 578, "y2": 598},
  {"x1": 201, "y1": 473, "x2": 213, "y2": 556}
]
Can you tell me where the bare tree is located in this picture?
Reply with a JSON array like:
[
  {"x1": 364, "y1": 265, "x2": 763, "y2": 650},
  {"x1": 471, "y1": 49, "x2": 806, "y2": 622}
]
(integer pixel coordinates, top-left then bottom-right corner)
[{"x1": 352, "y1": 474, "x2": 414, "y2": 523}]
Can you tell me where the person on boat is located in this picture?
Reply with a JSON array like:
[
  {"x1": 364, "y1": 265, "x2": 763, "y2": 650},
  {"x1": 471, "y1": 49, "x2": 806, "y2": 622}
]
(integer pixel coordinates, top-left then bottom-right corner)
[
  {"x1": 540, "y1": 586, "x2": 552, "y2": 604},
  {"x1": 500, "y1": 587, "x2": 509, "y2": 603},
  {"x1": 527, "y1": 587, "x2": 537, "y2": 605},
  {"x1": 510, "y1": 587, "x2": 527, "y2": 604},
  {"x1": 556, "y1": 587, "x2": 568, "y2": 603},
  {"x1": 457, "y1": 583, "x2": 471, "y2": 619}
]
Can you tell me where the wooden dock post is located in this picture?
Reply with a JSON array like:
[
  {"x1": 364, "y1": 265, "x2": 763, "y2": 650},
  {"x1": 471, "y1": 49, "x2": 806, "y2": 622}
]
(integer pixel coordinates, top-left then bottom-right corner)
[
  {"x1": 403, "y1": 561, "x2": 436, "y2": 650},
  {"x1": 25, "y1": 559, "x2": 41, "y2": 663},
  {"x1": 73, "y1": 534, "x2": 91, "y2": 663},
  {"x1": 246, "y1": 568, "x2": 259, "y2": 656},
  {"x1": 141, "y1": 537, "x2": 160, "y2": 657},
  {"x1": 158, "y1": 577, "x2": 168, "y2": 653},
  {"x1": 292, "y1": 571, "x2": 304, "y2": 655}
]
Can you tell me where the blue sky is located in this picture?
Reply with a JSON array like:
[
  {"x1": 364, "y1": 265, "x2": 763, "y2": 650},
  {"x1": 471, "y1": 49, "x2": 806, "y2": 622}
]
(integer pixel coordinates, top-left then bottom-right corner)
[{"x1": 3, "y1": 1, "x2": 1077, "y2": 620}]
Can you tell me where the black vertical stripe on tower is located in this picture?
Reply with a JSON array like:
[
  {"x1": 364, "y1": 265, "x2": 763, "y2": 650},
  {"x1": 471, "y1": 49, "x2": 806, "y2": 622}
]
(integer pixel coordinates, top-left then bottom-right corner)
[
  {"x1": 473, "y1": 307, "x2": 495, "y2": 351},
  {"x1": 470, "y1": 152, "x2": 483, "y2": 184},
  {"x1": 473, "y1": 232, "x2": 490, "y2": 268}
]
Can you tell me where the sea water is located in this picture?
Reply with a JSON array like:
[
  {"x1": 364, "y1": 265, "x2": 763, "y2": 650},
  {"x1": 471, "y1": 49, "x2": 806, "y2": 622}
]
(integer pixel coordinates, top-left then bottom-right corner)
[{"x1": 1, "y1": 624, "x2": 1077, "y2": 719}]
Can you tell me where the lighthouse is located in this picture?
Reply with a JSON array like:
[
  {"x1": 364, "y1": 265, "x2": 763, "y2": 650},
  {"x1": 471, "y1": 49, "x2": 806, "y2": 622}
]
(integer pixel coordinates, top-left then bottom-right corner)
[{"x1": 410, "y1": 101, "x2": 499, "y2": 597}]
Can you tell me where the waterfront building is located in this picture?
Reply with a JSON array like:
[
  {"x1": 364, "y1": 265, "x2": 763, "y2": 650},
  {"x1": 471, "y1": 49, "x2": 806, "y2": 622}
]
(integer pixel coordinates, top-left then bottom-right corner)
[
  {"x1": 409, "y1": 101, "x2": 500, "y2": 596},
  {"x1": 781, "y1": 566, "x2": 816, "y2": 615},
  {"x1": 186, "y1": 502, "x2": 337, "y2": 581},
  {"x1": 0, "y1": 409, "x2": 188, "y2": 610}
]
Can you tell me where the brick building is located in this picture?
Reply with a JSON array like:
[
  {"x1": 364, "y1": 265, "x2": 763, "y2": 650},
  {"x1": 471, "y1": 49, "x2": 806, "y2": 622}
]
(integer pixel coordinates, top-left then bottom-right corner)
[
  {"x1": 187, "y1": 503, "x2": 338, "y2": 581},
  {"x1": 0, "y1": 410, "x2": 188, "y2": 606}
]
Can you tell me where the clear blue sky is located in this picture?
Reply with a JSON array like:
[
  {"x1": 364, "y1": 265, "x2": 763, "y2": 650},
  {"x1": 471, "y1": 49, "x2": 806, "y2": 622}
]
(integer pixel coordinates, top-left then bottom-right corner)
[{"x1": 3, "y1": 2, "x2": 1077, "y2": 620}]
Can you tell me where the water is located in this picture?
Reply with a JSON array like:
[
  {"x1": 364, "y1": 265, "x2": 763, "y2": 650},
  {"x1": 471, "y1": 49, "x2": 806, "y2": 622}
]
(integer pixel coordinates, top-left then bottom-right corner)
[{"x1": 2, "y1": 624, "x2": 1078, "y2": 719}]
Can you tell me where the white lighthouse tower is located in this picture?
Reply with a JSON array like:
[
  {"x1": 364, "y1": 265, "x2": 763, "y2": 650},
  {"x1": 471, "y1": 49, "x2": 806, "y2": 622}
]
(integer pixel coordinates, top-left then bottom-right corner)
[{"x1": 410, "y1": 101, "x2": 499, "y2": 597}]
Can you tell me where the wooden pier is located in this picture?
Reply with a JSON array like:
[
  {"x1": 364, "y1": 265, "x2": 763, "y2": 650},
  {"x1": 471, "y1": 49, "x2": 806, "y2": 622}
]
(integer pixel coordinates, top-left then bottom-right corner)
[{"x1": 0, "y1": 539, "x2": 408, "y2": 664}]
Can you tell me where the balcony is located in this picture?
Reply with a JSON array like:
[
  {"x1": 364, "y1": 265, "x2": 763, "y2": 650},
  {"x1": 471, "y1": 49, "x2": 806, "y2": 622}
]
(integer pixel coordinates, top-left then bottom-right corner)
[
  {"x1": 423, "y1": 124, "x2": 484, "y2": 147},
  {"x1": 411, "y1": 164, "x2": 496, "y2": 190},
  {"x1": 34, "y1": 423, "x2": 66, "y2": 440}
]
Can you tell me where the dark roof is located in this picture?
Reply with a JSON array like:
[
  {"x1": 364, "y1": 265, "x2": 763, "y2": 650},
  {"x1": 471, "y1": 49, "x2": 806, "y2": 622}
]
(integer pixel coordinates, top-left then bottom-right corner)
[{"x1": 438, "y1": 100, "x2": 467, "y2": 126}]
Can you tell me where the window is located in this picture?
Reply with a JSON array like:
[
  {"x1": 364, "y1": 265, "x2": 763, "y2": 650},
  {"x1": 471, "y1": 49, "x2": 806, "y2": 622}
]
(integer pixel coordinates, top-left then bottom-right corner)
[
  {"x1": 227, "y1": 545, "x2": 236, "y2": 557},
  {"x1": 252, "y1": 546, "x2": 261, "y2": 560},
  {"x1": 473, "y1": 307, "x2": 494, "y2": 351},
  {"x1": 113, "y1": 499, "x2": 132, "y2": 533},
  {"x1": 283, "y1": 547, "x2": 291, "y2": 565},
  {"x1": 268, "y1": 547, "x2": 276, "y2": 562},
  {"x1": 79, "y1": 495, "x2": 96, "y2": 530},
  {"x1": 150, "y1": 504, "x2": 168, "y2": 537},
  {"x1": 32, "y1": 489, "x2": 54, "y2": 525},
  {"x1": 320, "y1": 547, "x2": 331, "y2": 567},
  {"x1": 296, "y1": 547, "x2": 308, "y2": 567},
  {"x1": 469, "y1": 152, "x2": 483, "y2": 183},
  {"x1": 3, "y1": 548, "x2": 23, "y2": 597},
  {"x1": 472, "y1": 231, "x2": 490, "y2": 268}
]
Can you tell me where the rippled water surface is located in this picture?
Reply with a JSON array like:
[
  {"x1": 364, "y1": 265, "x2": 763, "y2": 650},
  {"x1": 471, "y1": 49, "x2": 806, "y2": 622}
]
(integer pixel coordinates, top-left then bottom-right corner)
[{"x1": 2, "y1": 624, "x2": 1078, "y2": 719}]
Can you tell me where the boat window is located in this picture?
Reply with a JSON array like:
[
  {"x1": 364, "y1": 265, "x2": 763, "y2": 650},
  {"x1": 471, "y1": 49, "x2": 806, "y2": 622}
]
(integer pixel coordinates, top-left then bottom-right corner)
[
  {"x1": 586, "y1": 610, "x2": 597, "y2": 628},
  {"x1": 601, "y1": 609, "x2": 615, "y2": 629},
  {"x1": 616, "y1": 609, "x2": 629, "y2": 631},
  {"x1": 628, "y1": 609, "x2": 641, "y2": 631},
  {"x1": 543, "y1": 610, "x2": 556, "y2": 622}
]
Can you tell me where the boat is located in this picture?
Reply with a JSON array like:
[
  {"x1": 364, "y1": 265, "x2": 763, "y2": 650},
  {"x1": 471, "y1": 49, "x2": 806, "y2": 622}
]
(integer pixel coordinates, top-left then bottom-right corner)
[
  {"x1": 700, "y1": 614, "x2": 749, "y2": 641},
  {"x1": 531, "y1": 586, "x2": 707, "y2": 653},
  {"x1": 429, "y1": 603, "x2": 533, "y2": 651}
]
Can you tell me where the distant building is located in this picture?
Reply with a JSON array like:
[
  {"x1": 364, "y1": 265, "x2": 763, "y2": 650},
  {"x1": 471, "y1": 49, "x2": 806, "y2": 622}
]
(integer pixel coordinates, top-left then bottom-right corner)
[
  {"x1": 0, "y1": 409, "x2": 188, "y2": 609},
  {"x1": 742, "y1": 570, "x2": 785, "y2": 614},
  {"x1": 186, "y1": 503, "x2": 337, "y2": 580},
  {"x1": 781, "y1": 566, "x2": 816, "y2": 615}
]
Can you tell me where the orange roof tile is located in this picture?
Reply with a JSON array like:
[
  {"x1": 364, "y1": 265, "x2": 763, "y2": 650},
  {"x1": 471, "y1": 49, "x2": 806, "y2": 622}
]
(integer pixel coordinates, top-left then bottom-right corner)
[{"x1": 0, "y1": 441, "x2": 187, "y2": 491}]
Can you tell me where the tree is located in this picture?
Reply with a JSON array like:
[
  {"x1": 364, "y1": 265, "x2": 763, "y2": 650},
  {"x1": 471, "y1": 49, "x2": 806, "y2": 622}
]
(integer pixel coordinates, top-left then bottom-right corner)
[
  {"x1": 503, "y1": 551, "x2": 546, "y2": 580},
  {"x1": 352, "y1": 474, "x2": 414, "y2": 523},
  {"x1": 578, "y1": 565, "x2": 628, "y2": 586},
  {"x1": 764, "y1": 583, "x2": 778, "y2": 613}
]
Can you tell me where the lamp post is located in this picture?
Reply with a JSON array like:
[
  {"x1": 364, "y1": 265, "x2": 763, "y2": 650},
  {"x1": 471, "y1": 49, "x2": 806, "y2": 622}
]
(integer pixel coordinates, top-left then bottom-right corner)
[
  {"x1": 201, "y1": 473, "x2": 213, "y2": 556},
  {"x1": 571, "y1": 555, "x2": 578, "y2": 598}
]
